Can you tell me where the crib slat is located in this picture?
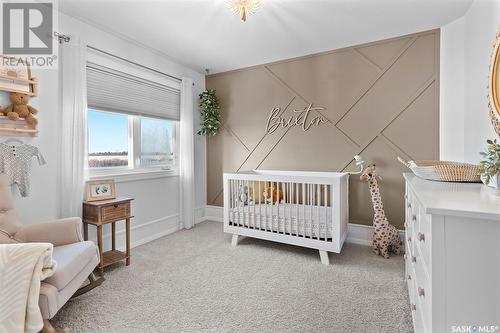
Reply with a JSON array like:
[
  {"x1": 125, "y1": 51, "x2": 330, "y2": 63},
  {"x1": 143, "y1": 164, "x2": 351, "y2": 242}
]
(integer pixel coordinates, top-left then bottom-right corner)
[
  {"x1": 232, "y1": 179, "x2": 235, "y2": 226},
  {"x1": 288, "y1": 182, "x2": 291, "y2": 235},
  {"x1": 239, "y1": 179, "x2": 243, "y2": 228},
  {"x1": 277, "y1": 182, "x2": 281, "y2": 233},
  {"x1": 236, "y1": 179, "x2": 240, "y2": 227},
  {"x1": 246, "y1": 180, "x2": 250, "y2": 229},
  {"x1": 229, "y1": 179, "x2": 231, "y2": 225},
  {"x1": 258, "y1": 181, "x2": 261, "y2": 230},
  {"x1": 288, "y1": 182, "x2": 292, "y2": 236},
  {"x1": 317, "y1": 184, "x2": 320, "y2": 240},
  {"x1": 233, "y1": 179, "x2": 237, "y2": 226},
  {"x1": 304, "y1": 184, "x2": 311, "y2": 236},
  {"x1": 270, "y1": 183, "x2": 275, "y2": 231},
  {"x1": 283, "y1": 181, "x2": 287, "y2": 234},
  {"x1": 296, "y1": 183, "x2": 299, "y2": 237},
  {"x1": 301, "y1": 183, "x2": 305, "y2": 237},
  {"x1": 324, "y1": 184, "x2": 328, "y2": 241},
  {"x1": 309, "y1": 183, "x2": 313, "y2": 238},
  {"x1": 265, "y1": 182, "x2": 269, "y2": 232},
  {"x1": 252, "y1": 181, "x2": 255, "y2": 229}
]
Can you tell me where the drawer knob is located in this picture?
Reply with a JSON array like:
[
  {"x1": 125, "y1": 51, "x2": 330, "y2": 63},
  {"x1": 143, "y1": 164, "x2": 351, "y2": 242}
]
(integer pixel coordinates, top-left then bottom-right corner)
[
  {"x1": 407, "y1": 236, "x2": 412, "y2": 242},
  {"x1": 410, "y1": 303, "x2": 416, "y2": 311},
  {"x1": 418, "y1": 287, "x2": 425, "y2": 297},
  {"x1": 407, "y1": 275, "x2": 411, "y2": 280},
  {"x1": 412, "y1": 214, "x2": 417, "y2": 221},
  {"x1": 411, "y1": 256, "x2": 417, "y2": 263},
  {"x1": 407, "y1": 202, "x2": 412, "y2": 208},
  {"x1": 418, "y1": 232, "x2": 425, "y2": 242},
  {"x1": 113, "y1": 204, "x2": 118, "y2": 208}
]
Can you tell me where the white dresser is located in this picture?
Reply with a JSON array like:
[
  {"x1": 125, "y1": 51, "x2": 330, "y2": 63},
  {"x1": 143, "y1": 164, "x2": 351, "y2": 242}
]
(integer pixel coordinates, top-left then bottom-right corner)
[{"x1": 404, "y1": 173, "x2": 500, "y2": 333}]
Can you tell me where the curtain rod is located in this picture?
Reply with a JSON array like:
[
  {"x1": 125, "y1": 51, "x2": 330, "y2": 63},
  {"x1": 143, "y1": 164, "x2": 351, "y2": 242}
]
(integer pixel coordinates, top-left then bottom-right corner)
[{"x1": 86, "y1": 45, "x2": 182, "y2": 83}]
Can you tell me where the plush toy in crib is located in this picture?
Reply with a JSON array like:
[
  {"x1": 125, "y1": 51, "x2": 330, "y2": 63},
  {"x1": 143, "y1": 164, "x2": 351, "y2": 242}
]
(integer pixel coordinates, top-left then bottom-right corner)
[
  {"x1": 360, "y1": 165, "x2": 403, "y2": 259},
  {"x1": 263, "y1": 184, "x2": 283, "y2": 204},
  {"x1": 236, "y1": 185, "x2": 252, "y2": 206}
]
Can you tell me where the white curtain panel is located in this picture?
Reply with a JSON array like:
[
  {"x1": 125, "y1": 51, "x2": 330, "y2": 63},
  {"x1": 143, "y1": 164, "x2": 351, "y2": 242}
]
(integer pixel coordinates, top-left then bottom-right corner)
[
  {"x1": 180, "y1": 78, "x2": 195, "y2": 229},
  {"x1": 60, "y1": 38, "x2": 88, "y2": 217}
]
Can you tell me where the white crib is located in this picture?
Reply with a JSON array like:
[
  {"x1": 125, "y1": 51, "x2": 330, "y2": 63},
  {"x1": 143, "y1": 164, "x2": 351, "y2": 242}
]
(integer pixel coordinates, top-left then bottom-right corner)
[{"x1": 223, "y1": 170, "x2": 349, "y2": 265}]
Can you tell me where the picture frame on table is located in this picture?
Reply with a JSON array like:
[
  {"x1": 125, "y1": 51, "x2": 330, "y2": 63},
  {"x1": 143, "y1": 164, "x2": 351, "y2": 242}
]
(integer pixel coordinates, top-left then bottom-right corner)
[{"x1": 85, "y1": 179, "x2": 116, "y2": 202}]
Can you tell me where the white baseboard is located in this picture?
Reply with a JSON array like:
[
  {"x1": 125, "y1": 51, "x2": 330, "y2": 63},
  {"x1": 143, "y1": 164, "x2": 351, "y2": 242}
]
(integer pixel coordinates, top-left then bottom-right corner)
[
  {"x1": 199, "y1": 205, "x2": 405, "y2": 246},
  {"x1": 194, "y1": 206, "x2": 207, "y2": 224},
  {"x1": 98, "y1": 213, "x2": 181, "y2": 251},
  {"x1": 204, "y1": 205, "x2": 224, "y2": 223},
  {"x1": 95, "y1": 206, "x2": 217, "y2": 251},
  {"x1": 96, "y1": 205, "x2": 405, "y2": 250}
]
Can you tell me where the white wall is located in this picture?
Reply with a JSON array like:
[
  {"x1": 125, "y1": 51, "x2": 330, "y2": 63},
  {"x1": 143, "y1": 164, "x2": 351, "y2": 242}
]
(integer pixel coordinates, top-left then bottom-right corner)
[
  {"x1": 440, "y1": 17, "x2": 465, "y2": 162},
  {"x1": 0, "y1": 11, "x2": 206, "y2": 249},
  {"x1": 0, "y1": 67, "x2": 60, "y2": 224},
  {"x1": 441, "y1": 0, "x2": 500, "y2": 163}
]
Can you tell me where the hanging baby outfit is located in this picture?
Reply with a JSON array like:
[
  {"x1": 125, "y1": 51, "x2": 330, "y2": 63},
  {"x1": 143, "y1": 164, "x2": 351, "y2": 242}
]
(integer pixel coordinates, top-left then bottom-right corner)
[{"x1": 0, "y1": 143, "x2": 46, "y2": 197}]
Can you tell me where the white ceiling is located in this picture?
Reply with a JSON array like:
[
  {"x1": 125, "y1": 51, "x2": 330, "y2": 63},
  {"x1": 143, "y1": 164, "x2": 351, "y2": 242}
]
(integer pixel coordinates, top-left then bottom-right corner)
[{"x1": 59, "y1": 0, "x2": 472, "y2": 74}]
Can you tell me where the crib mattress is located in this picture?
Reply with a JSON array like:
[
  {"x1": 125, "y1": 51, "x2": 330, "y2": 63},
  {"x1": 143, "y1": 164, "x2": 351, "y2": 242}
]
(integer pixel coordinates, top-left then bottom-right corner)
[{"x1": 229, "y1": 203, "x2": 333, "y2": 239}]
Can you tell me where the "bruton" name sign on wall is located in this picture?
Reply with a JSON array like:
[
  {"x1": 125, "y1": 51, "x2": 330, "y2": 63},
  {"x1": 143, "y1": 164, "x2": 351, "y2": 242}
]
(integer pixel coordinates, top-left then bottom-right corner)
[{"x1": 265, "y1": 104, "x2": 327, "y2": 134}]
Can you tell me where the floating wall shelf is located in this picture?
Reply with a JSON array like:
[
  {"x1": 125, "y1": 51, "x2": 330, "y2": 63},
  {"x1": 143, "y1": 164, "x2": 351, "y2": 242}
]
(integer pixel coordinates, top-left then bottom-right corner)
[
  {"x1": 0, "y1": 116, "x2": 38, "y2": 137},
  {"x1": 0, "y1": 74, "x2": 38, "y2": 96}
]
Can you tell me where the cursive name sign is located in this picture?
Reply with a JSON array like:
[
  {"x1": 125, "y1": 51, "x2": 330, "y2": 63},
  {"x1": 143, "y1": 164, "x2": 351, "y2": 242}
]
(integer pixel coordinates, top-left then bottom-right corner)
[{"x1": 265, "y1": 103, "x2": 327, "y2": 134}]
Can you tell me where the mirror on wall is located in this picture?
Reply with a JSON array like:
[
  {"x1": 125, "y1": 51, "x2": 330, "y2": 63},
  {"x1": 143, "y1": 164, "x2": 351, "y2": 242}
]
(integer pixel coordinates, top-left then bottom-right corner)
[{"x1": 489, "y1": 29, "x2": 500, "y2": 137}]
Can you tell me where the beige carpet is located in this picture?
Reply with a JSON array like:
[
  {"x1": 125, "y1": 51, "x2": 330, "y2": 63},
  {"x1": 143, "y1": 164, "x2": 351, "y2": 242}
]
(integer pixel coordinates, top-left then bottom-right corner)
[{"x1": 52, "y1": 221, "x2": 412, "y2": 333}]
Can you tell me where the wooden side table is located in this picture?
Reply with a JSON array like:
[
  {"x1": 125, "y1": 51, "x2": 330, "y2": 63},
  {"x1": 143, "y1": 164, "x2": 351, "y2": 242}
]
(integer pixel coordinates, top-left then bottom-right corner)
[{"x1": 83, "y1": 197, "x2": 134, "y2": 274}]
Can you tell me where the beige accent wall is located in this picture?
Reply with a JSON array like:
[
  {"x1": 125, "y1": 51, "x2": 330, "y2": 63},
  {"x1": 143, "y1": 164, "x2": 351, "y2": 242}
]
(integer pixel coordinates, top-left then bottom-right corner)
[{"x1": 206, "y1": 30, "x2": 439, "y2": 228}]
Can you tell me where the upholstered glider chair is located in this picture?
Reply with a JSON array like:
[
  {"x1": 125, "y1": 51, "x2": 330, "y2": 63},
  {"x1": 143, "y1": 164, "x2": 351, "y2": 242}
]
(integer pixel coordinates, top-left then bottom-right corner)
[{"x1": 0, "y1": 175, "x2": 103, "y2": 333}]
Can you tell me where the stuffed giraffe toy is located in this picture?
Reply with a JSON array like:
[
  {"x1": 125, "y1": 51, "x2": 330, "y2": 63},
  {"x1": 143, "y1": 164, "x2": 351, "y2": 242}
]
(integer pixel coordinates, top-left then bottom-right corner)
[{"x1": 360, "y1": 165, "x2": 402, "y2": 258}]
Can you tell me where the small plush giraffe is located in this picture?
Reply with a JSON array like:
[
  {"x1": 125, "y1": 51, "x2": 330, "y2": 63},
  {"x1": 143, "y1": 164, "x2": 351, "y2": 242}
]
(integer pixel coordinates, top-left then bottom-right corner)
[{"x1": 360, "y1": 165, "x2": 402, "y2": 258}]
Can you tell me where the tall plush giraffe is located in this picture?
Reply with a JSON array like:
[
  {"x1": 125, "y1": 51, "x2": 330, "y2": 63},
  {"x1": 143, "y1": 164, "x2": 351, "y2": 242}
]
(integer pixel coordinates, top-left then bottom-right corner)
[{"x1": 360, "y1": 165, "x2": 402, "y2": 258}]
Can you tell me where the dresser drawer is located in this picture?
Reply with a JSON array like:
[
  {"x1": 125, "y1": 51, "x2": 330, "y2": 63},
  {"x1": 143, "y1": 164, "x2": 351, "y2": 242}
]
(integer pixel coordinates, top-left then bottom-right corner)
[
  {"x1": 411, "y1": 296, "x2": 425, "y2": 333},
  {"x1": 406, "y1": 253, "x2": 416, "y2": 304},
  {"x1": 101, "y1": 202, "x2": 130, "y2": 221},
  {"x1": 405, "y1": 190, "x2": 418, "y2": 236},
  {"x1": 414, "y1": 249, "x2": 432, "y2": 333},
  {"x1": 406, "y1": 187, "x2": 431, "y2": 276},
  {"x1": 415, "y1": 210, "x2": 431, "y2": 276}
]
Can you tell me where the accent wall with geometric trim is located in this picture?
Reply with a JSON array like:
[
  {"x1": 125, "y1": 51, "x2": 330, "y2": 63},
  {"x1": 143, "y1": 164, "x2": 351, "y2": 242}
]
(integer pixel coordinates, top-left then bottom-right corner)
[{"x1": 206, "y1": 29, "x2": 439, "y2": 228}]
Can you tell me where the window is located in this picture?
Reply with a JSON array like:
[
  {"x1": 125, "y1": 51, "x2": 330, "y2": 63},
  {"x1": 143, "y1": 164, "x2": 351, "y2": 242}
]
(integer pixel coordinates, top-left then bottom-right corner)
[
  {"x1": 87, "y1": 109, "x2": 177, "y2": 173},
  {"x1": 140, "y1": 117, "x2": 175, "y2": 167},
  {"x1": 88, "y1": 110, "x2": 129, "y2": 168},
  {"x1": 86, "y1": 57, "x2": 181, "y2": 178}
]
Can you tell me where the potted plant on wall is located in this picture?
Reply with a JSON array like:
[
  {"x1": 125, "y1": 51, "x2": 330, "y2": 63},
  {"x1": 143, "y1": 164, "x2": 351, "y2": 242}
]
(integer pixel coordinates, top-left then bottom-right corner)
[
  {"x1": 479, "y1": 139, "x2": 500, "y2": 189},
  {"x1": 198, "y1": 89, "x2": 221, "y2": 136}
]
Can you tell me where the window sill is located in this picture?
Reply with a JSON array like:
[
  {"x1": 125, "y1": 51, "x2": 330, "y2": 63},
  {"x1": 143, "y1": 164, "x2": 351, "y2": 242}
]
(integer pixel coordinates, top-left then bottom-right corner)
[{"x1": 87, "y1": 168, "x2": 178, "y2": 183}]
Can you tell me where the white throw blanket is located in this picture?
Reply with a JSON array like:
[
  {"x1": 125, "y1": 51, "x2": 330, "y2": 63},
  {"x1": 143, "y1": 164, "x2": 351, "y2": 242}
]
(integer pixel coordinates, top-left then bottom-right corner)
[{"x1": 0, "y1": 243, "x2": 57, "y2": 333}]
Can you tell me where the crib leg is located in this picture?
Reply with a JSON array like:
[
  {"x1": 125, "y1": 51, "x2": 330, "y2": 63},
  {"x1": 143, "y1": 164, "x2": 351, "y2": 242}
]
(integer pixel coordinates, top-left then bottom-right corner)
[
  {"x1": 319, "y1": 250, "x2": 330, "y2": 265},
  {"x1": 231, "y1": 234, "x2": 240, "y2": 246}
]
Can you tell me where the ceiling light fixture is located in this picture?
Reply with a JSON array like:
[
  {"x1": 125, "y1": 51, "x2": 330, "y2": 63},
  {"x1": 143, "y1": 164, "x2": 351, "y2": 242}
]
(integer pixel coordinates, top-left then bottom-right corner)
[{"x1": 229, "y1": 0, "x2": 263, "y2": 22}]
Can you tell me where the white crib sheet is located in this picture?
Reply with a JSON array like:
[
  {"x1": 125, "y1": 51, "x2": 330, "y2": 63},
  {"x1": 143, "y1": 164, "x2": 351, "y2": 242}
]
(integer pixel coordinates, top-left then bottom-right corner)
[{"x1": 229, "y1": 203, "x2": 333, "y2": 239}]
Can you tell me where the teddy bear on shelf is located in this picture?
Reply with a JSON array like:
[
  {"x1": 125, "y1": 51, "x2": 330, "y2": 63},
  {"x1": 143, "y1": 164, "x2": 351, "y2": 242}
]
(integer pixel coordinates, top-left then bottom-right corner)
[{"x1": 3, "y1": 92, "x2": 38, "y2": 125}]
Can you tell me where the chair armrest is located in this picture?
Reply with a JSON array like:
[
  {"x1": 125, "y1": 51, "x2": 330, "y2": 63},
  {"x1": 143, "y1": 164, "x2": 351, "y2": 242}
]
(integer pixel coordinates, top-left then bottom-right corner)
[{"x1": 16, "y1": 217, "x2": 83, "y2": 246}]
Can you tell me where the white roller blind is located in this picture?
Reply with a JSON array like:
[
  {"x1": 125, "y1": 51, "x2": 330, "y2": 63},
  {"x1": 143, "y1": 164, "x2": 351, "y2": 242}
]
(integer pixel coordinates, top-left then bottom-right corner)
[{"x1": 87, "y1": 62, "x2": 181, "y2": 120}]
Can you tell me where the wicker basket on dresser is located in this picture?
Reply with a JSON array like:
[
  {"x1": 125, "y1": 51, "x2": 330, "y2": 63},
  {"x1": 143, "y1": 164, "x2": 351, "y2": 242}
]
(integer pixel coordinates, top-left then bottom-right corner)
[{"x1": 403, "y1": 173, "x2": 500, "y2": 333}]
